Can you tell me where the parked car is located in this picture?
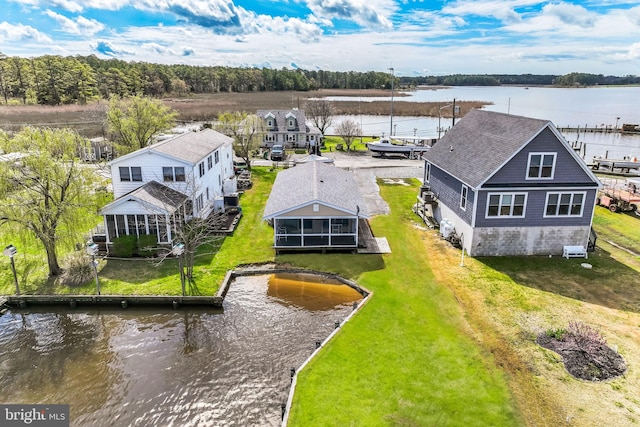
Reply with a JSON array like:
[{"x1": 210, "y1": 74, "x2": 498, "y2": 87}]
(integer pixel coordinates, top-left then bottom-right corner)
[
  {"x1": 233, "y1": 158, "x2": 248, "y2": 174},
  {"x1": 270, "y1": 145, "x2": 285, "y2": 161}
]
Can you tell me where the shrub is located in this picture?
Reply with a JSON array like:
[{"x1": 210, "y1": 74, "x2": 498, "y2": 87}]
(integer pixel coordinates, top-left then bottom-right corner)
[
  {"x1": 112, "y1": 235, "x2": 137, "y2": 257},
  {"x1": 137, "y1": 234, "x2": 158, "y2": 257},
  {"x1": 57, "y1": 251, "x2": 94, "y2": 287},
  {"x1": 567, "y1": 321, "x2": 607, "y2": 353},
  {"x1": 545, "y1": 328, "x2": 567, "y2": 340}
]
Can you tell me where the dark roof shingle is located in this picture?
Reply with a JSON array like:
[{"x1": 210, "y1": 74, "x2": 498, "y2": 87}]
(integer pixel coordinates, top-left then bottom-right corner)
[{"x1": 424, "y1": 110, "x2": 549, "y2": 187}]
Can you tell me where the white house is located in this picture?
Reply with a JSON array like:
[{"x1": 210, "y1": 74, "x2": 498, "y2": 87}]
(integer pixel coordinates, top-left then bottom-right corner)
[{"x1": 100, "y1": 129, "x2": 236, "y2": 245}]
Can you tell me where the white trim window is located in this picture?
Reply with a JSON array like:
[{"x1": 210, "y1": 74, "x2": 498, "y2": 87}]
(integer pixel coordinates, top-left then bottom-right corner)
[
  {"x1": 544, "y1": 192, "x2": 585, "y2": 217},
  {"x1": 265, "y1": 134, "x2": 277, "y2": 143},
  {"x1": 424, "y1": 163, "x2": 431, "y2": 183},
  {"x1": 119, "y1": 166, "x2": 142, "y2": 182},
  {"x1": 460, "y1": 184, "x2": 468, "y2": 210},
  {"x1": 486, "y1": 193, "x2": 527, "y2": 217},
  {"x1": 163, "y1": 166, "x2": 185, "y2": 182},
  {"x1": 527, "y1": 153, "x2": 556, "y2": 179},
  {"x1": 286, "y1": 134, "x2": 297, "y2": 143}
]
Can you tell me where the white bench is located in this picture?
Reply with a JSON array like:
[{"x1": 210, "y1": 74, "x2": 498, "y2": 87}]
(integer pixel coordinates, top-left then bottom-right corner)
[{"x1": 563, "y1": 245, "x2": 588, "y2": 259}]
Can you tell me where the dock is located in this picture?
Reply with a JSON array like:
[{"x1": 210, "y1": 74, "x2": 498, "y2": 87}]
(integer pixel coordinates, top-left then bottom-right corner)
[{"x1": 591, "y1": 158, "x2": 640, "y2": 174}]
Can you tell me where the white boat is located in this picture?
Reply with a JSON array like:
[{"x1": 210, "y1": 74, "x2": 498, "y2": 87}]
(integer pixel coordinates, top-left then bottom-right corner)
[{"x1": 366, "y1": 137, "x2": 431, "y2": 158}]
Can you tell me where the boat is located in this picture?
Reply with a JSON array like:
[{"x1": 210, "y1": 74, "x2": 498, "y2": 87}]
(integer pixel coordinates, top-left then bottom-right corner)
[{"x1": 366, "y1": 137, "x2": 431, "y2": 158}]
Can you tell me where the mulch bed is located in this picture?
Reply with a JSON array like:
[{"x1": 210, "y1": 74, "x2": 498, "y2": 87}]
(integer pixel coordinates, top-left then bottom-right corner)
[{"x1": 537, "y1": 334, "x2": 627, "y2": 381}]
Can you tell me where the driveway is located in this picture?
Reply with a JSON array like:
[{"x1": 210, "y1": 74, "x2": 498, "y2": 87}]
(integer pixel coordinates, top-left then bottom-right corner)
[{"x1": 251, "y1": 150, "x2": 424, "y2": 217}]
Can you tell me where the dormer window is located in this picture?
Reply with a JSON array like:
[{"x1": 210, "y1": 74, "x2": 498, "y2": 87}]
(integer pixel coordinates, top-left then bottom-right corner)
[
  {"x1": 527, "y1": 153, "x2": 556, "y2": 179},
  {"x1": 267, "y1": 119, "x2": 273, "y2": 127},
  {"x1": 288, "y1": 119, "x2": 295, "y2": 128}
]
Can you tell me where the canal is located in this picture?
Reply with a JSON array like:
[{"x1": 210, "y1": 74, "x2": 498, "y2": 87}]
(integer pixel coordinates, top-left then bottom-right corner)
[{"x1": 0, "y1": 273, "x2": 363, "y2": 426}]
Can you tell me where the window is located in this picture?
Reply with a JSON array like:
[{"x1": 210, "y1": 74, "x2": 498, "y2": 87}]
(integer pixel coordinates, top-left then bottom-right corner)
[
  {"x1": 163, "y1": 167, "x2": 185, "y2": 182},
  {"x1": 460, "y1": 185, "x2": 468, "y2": 210},
  {"x1": 196, "y1": 194, "x2": 204, "y2": 212},
  {"x1": 545, "y1": 192, "x2": 585, "y2": 217},
  {"x1": 487, "y1": 193, "x2": 526, "y2": 217},
  {"x1": 527, "y1": 153, "x2": 556, "y2": 179},
  {"x1": 267, "y1": 119, "x2": 273, "y2": 128},
  {"x1": 288, "y1": 119, "x2": 295, "y2": 128},
  {"x1": 286, "y1": 134, "x2": 297, "y2": 142},
  {"x1": 214, "y1": 151, "x2": 219, "y2": 164},
  {"x1": 119, "y1": 166, "x2": 142, "y2": 182},
  {"x1": 199, "y1": 162, "x2": 205, "y2": 177},
  {"x1": 265, "y1": 134, "x2": 276, "y2": 143},
  {"x1": 424, "y1": 163, "x2": 431, "y2": 183},
  {"x1": 207, "y1": 156, "x2": 212, "y2": 170}
]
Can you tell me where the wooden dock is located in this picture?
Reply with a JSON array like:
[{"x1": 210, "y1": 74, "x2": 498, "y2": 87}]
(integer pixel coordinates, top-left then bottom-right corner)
[{"x1": 591, "y1": 158, "x2": 640, "y2": 174}]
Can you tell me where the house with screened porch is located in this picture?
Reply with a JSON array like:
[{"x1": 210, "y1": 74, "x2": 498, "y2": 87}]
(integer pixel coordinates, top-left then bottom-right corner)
[
  {"x1": 420, "y1": 109, "x2": 601, "y2": 256},
  {"x1": 99, "y1": 129, "x2": 236, "y2": 247},
  {"x1": 263, "y1": 160, "x2": 368, "y2": 253}
]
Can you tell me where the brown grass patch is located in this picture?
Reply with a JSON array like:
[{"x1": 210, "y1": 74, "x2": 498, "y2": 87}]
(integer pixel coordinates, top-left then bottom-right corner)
[
  {"x1": 418, "y1": 226, "x2": 640, "y2": 427},
  {"x1": 0, "y1": 89, "x2": 491, "y2": 138}
]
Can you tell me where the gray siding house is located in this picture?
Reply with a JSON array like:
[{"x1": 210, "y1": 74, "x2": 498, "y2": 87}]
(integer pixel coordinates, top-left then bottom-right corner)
[
  {"x1": 257, "y1": 109, "x2": 322, "y2": 150},
  {"x1": 263, "y1": 161, "x2": 368, "y2": 251},
  {"x1": 422, "y1": 109, "x2": 601, "y2": 256}
]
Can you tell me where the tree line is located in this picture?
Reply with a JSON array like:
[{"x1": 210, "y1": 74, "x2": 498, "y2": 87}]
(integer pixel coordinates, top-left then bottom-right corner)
[{"x1": 1, "y1": 53, "x2": 638, "y2": 106}]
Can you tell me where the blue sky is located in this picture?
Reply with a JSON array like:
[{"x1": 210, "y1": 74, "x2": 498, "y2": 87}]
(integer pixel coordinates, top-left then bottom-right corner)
[{"x1": 1, "y1": 0, "x2": 639, "y2": 76}]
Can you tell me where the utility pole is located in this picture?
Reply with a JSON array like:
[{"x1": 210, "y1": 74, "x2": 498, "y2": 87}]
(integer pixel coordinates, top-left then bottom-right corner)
[
  {"x1": 452, "y1": 98, "x2": 456, "y2": 127},
  {"x1": 389, "y1": 67, "x2": 394, "y2": 138}
]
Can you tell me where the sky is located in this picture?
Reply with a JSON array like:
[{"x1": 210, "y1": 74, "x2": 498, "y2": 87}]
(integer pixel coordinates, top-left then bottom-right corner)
[{"x1": 1, "y1": 0, "x2": 639, "y2": 76}]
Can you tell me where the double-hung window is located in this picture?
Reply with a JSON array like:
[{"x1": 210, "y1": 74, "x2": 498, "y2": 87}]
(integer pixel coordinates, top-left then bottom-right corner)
[
  {"x1": 486, "y1": 193, "x2": 526, "y2": 217},
  {"x1": 424, "y1": 163, "x2": 431, "y2": 183},
  {"x1": 119, "y1": 166, "x2": 142, "y2": 182},
  {"x1": 207, "y1": 155, "x2": 213, "y2": 170},
  {"x1": 545, "y1": 192, "x2": 585, "y2": 217},
  {"x1": 527, "y1": 153, "x2": 556, "y2": 179},
  {"x1": 460, "y1": 185, "x2": 468, "y2": 210},
  {"x1": 163, "y1": 166, "x2": 185, "y2": 182},
  {"x1": 199, "y1": 162, "x2": 205, "y2": 177},
  {"x1": 214, "y1": 151, "x2": 219, "y2": 164}
]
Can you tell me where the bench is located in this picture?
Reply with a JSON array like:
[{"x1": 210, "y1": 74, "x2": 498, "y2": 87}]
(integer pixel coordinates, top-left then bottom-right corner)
[{"x1": 563, "y1": 245, "x2": 588, "y2": 259}]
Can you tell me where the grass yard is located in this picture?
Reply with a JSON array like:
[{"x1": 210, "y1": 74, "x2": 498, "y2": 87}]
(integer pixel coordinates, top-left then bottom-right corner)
[
  {"x1": 3, "y1": 166, "x2": 640, "y2": 426},
  {"x1": 284, "y1": 180, "x2": 520, "y2": 426}
]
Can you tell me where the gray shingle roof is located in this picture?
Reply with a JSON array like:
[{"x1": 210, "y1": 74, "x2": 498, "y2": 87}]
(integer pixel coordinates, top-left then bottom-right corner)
[
  {"x1": 152, "y1": 128, "x2": 233, "y2": 164},
  {"x1": 257, "y1": 109, "x2": 307, "y2": 131},
  {"x1": 424, "y1": 110, "x2": 550, "y2": 188},
  {"x1": 263, "y1": 162, "x2": 368, "y2": 219},
  {"x1": 101, "y1": 181, "x2": 187, "y2": 214}
]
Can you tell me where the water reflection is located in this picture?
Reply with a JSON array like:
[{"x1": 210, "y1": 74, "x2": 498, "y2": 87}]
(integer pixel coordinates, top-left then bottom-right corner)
[
  {"x1": 0, "y1": 274, "x2": 362, "y2": 426},
  {"x1": 267, "y1": 272, "x2": 362, "y2": 311}
]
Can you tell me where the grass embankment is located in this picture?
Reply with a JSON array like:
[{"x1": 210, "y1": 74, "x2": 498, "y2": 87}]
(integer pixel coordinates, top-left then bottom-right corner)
[
  {"x1": 284, "y1": 180, "x2": 520, "y2": 426},
  {"x1": 288, "y1": 182, "x2": 640, "y2": 426}
]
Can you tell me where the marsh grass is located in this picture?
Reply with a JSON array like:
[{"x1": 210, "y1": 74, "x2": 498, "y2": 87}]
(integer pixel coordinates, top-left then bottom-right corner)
[{"x1": 1, "y1": 90, "x2": 491, "y2": 138}]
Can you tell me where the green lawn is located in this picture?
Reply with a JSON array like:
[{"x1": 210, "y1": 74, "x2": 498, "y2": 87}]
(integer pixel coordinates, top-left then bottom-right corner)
[{"x1": 285, "y1": 180, "x2": 520, "y2": 426}]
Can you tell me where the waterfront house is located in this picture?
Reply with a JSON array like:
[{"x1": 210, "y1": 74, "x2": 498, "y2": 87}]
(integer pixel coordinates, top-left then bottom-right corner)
[
  {"x1": 257, "y1": 109, "x2": 322, "y2": 150},
  {"x1": 421, "y1": 109, "x2": 601, "y2": 256},
  {"x1": 100, "y1": 129, "x2": 236, "y2": 245},
  {"x1": 263, "y1": 161, "x2": 368, "y2": 252}
]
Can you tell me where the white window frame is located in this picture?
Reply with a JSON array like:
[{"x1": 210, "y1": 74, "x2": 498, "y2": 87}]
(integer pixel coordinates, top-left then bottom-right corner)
[
  {"x1": 486, "y1": 192, "x2": 527, "y2": 218},
  {"x1": 424, "y1": 163, "x2": 431, "y2": 183},
  {"x1": 544, "y1": 191, "x2": 586, "y2": 217},
  {"x1": 527, "y1": 152, "x2": 556, "y2": 180},
  {"x1": 460, "y1": 184, "x2": 468, "y2": 211},
  {"x1": 286, "y1": 134, "x2": 297, "y2": 142},
  {"x1": 119, "y1": 166, "x2": 142, "y2": 182}
]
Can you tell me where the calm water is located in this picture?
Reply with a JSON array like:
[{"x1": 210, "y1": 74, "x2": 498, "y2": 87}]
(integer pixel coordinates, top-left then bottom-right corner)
[
  {"x1": 325, "y1": 86, "x2": 640, "y2": 160},
  {"x1": 0, "y1": 274, "x2": 363, "y2": 426}
]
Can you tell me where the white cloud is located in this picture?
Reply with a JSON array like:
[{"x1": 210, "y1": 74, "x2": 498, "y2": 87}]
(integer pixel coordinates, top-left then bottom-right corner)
[
  {"x1": 305, "y1": 0, "x2": 395, "y2": 29},
  {"x1": 442, "y1": 0, "x2": 540, "y2": 24},
  {"x1": 45, "y1": 10, "x2": 105, "y2": 35},
  {"x1": 0, "y1": 21, "x2": 52, "y2": 42}
]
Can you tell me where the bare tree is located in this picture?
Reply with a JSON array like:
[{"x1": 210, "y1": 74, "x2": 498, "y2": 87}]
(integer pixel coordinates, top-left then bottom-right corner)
[
  {"x1": 335, "y1": 119, "x2": 361, "y2": 151},
  {"x1": 305, "y1": 99, "x2": 334, "y2": 134},
  {"x1": 215, "y1": 111, "x2": 264, "y2": 169}
]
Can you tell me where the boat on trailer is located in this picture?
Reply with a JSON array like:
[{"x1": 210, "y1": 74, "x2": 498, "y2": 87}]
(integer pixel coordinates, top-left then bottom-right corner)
[{"x1": 366, "y1": 137, "x2": 431, "y2": 158}]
